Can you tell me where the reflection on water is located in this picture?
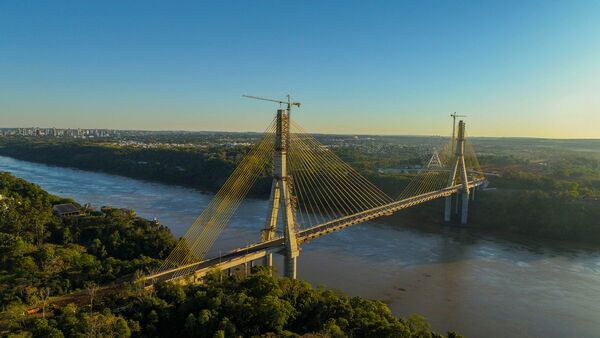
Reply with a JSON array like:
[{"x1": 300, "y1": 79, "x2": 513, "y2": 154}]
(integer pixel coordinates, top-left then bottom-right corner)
[{"x1": 2, "y1": 155, "x2": 600, "y2": 337}]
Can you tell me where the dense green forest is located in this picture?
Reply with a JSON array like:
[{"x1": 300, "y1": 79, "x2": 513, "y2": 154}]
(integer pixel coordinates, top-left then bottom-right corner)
[
  {"x1": 0, "y1": 172, "x2": 456, "y2": 337},
  {"x1": 467, "y1": 169, "x2": 600, "y2": 242},
  {"x1": 0, "y1": 171, "x2": 176, "y2": 307},
  {"x1": 0, "y1": 139, "x2": 272, "y2": 196},
  {"x1": 390, "y1": 161, "x2": 600, "y2": 243},
  {"x1": 2, "y1": 137, "x2": 600, "y2": 244},
  {"x1": 7, "y1": 269, "x2": 461, "y2": 337}
]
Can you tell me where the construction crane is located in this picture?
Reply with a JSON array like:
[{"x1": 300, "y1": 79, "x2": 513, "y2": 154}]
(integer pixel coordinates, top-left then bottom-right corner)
[
  {"x1": 243, "y1": 95, "x2": 301, "y2": 123},
  {"x1": 450, "y1": 112, "x2": 467, "y2": 153},
  {"x1": 243, "y1": 94, "x2": 301, "y2": 110}
]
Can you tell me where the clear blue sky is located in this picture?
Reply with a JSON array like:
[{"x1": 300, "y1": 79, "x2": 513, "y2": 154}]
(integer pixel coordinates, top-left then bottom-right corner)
[{"x1": 1, "y1": 1, "x2": 599, "y2": 137}]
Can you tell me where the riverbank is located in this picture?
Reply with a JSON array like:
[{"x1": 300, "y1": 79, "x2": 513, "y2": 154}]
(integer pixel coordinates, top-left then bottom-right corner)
[
  {"x1": 2, "y1": 154, "x2": 600, "y2": 337},
  {"x1": 0, "y1": 139, "x2": 270, "y2": 195},
  {"x1": 0, "y1": 170, "x2": 456, "y2": 338},
  {"x1": 2, "y1": 141, "x2": 600, "y2": 246}
]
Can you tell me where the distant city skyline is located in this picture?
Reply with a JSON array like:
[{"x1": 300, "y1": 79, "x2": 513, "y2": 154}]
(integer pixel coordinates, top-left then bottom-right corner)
[{"x1": 1, "y1": 1, "x2": 599, "y2": 138}]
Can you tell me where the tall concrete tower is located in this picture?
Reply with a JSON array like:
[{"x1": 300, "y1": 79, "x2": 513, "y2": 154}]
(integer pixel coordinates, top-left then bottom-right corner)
[
  {"x1": 262, "y1": 108, "x2": 299, "y2": 279},
  {"x1": 444, "y1": 120, "x2": 470, "y2": 224}
]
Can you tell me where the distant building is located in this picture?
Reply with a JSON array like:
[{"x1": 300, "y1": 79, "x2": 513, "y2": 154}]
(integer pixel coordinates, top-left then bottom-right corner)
[{"x1": 52, "y1": 203, "x2": 81, "y2": 217}]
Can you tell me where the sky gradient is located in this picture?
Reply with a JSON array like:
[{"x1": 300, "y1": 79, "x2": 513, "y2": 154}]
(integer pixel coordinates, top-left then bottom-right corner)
[{"x1": 1, "y1": 1, "x2": 599, "y2": 137}]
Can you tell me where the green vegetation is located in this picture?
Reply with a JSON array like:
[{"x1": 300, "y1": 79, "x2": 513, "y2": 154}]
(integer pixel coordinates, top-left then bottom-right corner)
[
  {"x1": 2, "y1": 135, "x2": 600, "y2": 245},
  {"x1": 468, "y1": 170, "x2": 600, "y2": 243},
  {"x1": 0, "y1": 172, "x2": 455, "y2": 337},
  {"x1": 0, "y1": 138, "x2": 272, "y2": 195},
  {"x1": 0, "y1": 172, "x2": 176, "y2": 308},
  {"x1": 5, "y1": 268, "x2": 460, "y2": 337}
]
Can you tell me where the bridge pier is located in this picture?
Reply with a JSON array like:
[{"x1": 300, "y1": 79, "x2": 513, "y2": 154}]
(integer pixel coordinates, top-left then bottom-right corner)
[
  {"x1": 263, "y1": 254, "x2": 273, "y2": 269},
  {"x1": 461, "y1": 189, "x2": 469, "y2": 224},
  {"x1": 282, "y1": 176, "x2": 299, "y2": 279},
  {"x1": 444, "y1": 193, "x2": 469, "y2": 225},
  {"x1": 262, "y1": 177, "x2": 280, "y2": 271},
  {"x1": 284, "y1": 256, "x2": 297, "y2": 279},
  {"x1": 444, "y1": 196, "x2": 452, "y2": 223}
]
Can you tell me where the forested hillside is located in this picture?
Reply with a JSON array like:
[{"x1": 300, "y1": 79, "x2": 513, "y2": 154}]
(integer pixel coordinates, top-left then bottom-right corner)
[
  {"x1": 0, "y1": 172, "x2": 455, "y2": 337},
  {"x1": 0, "y1": 172, "x2": 176, "y2": 308}
]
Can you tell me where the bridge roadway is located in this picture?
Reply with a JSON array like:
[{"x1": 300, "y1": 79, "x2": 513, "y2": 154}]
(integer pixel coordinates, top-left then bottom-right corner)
[{"x1": 143, "y1": 179, "x2": 485, "y2": 286}]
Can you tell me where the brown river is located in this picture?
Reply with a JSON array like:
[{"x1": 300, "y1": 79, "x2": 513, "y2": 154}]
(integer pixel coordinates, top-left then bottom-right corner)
[{"x1": 1, "y1": 155, "x2": 599, "y2": 337}]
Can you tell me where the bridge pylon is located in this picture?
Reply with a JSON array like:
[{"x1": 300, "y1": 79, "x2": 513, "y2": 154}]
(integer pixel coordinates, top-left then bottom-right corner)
[
  {"x1": 261, "y1": 107, "x2": 299, "y2": 279},
  {"x1": 444, "y1": 120, "x2": 470, "y2": 224}
]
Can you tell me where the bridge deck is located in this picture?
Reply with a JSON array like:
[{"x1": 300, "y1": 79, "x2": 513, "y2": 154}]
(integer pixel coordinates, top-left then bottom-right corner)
[{"x1": 143, "y1": 180, "x2": 485, "y2": 284}]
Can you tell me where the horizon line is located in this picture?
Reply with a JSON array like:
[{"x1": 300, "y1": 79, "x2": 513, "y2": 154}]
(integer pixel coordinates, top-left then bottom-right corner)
[{"x1": 2, "y1": 126, "x2": 600, "y2": 141}]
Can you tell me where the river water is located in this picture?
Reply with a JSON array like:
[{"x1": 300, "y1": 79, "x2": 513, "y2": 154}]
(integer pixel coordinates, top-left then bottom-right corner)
[{"x1": 1, "y1": 155, "x2": 600, "y2": 337}]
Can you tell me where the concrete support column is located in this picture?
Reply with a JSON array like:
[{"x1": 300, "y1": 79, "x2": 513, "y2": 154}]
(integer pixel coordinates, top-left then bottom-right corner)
[
  {"x1": 262, "y1": 179, "x2": 280, "y2": 271},
  {"x1": 455, "y1": 193, "x2": 460, "y2": 213},
  {"x1": 263, "y1": 254, "x2": 273, "y2": 269},
  {"x1": 461, "y1": 189, "x2": 469, "y2": 224},
  {"x1": 444, "y1": 196, "x2": 452, "y2": 222},
  {"x1": 282, "y1": 179, "x2": 299, "y2": 279},
  {"x1": 284, "y1": 255, "x2": 297, "y2": 279}
]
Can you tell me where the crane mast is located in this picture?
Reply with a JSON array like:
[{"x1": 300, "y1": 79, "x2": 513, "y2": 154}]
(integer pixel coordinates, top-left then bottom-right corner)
[{"x1": 450, "y1": 112, "x2": 467, "y2": 153}]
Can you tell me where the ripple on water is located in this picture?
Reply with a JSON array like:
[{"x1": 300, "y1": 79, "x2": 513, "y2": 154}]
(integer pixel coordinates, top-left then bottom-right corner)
[{"x1": 515, "y1": 261, "x2": 529, "y2": 268}]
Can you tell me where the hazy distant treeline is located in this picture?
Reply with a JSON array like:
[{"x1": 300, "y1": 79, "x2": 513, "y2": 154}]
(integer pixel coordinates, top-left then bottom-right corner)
[
  {"x1": 2, "y1": 138, "x2": 600, "y2": 245},
  {"x1": 0, "y1": 139, "x2": 273, "y2": 196}
]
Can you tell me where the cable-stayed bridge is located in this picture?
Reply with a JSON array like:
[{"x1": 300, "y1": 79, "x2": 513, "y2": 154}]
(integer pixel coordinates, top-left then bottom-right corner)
[{"x1": 142, "y1": 98, "x2": 485, "y2": 286}]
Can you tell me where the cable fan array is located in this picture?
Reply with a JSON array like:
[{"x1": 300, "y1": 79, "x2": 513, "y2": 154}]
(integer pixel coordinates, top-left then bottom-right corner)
[
  {"x1": 396, "y1": 133, "x2": 483, "y2": 200},
  {"x1": 288, "y1": 122, "x2": 394, "y2": 231},
  {"x1": 153, "y1": 119, "x2": 276, "y2": 279},
  {"x1": 150, "y1": 116, "x2": 483, "y2": 281},
  {"x1": 464, "y1": 133, "x2": 483, "y2": 175}
]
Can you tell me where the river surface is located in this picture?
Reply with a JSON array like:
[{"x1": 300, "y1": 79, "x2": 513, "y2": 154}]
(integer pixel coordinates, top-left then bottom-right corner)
[{"x1": 2, "y1": 155, "x2": 600, "y2": 337}]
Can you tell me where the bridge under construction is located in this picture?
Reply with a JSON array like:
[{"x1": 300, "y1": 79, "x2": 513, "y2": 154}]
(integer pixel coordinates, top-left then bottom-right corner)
[{"x1": 142, "y1": 97, "x2": 485, "y2": 286}]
